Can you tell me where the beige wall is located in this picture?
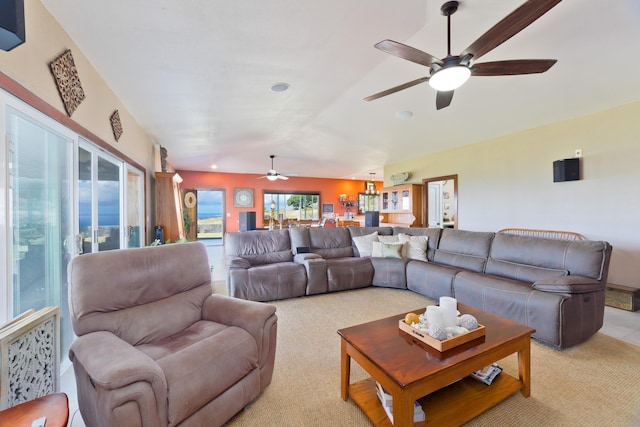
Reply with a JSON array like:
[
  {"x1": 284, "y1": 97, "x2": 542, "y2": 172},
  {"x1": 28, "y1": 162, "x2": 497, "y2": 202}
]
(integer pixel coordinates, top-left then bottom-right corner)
[
  {"x1": 0, "y1": 0, "x2": 155, "y2": 233},
  {"x1": 385, "y1": 101, "x2": 640, "y2": 287}
]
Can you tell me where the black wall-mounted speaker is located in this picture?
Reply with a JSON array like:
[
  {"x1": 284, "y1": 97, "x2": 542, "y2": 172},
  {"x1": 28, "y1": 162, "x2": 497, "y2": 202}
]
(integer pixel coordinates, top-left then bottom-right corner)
[
  {"x1": 365, "y1": 211, "x2": 379, "y2": 227},
  {"x1": 0, "y1": 0, "x2": 25, "y2": 51},
  {"x1": 239, "y1": 211, "x2": 256, "y2": 231},
  {"x1": 553, "y1": 158, "x2": 580, "y2": 182}
]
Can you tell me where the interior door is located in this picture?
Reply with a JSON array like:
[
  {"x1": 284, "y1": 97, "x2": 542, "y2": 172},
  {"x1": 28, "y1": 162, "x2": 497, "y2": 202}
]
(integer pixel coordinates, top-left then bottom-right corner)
[{"x1": 427, "y1": 182, "x2": 443, "y2": 228}]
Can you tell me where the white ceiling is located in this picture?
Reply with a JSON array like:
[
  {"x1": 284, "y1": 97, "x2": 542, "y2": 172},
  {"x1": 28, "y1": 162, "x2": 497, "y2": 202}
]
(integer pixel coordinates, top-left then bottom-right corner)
[{"x1": 41, "y1": 0, "x2": 640, "y2": 180}]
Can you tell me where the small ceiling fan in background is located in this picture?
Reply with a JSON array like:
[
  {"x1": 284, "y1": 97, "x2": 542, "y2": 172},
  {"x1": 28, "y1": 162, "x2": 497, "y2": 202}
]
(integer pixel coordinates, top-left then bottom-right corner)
[
  {"x1": 258, "y1": 155, "x2": 293, "y2": 181},
  {"x1": 365, "y1": 0, "x2": 562, "y2": 109}
]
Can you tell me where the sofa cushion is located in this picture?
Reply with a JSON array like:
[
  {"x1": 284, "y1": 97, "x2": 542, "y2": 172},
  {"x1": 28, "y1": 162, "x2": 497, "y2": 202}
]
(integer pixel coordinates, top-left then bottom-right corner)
[
  {"x1": 433, "y1": 229, "x2": 494, "y2": 272},
  {"x1": 453, "y1": 270, "x2": 569, "y2": 347},
  {"x1": 352, "y1": 231, "x2": 378, "y2": 257},
  {"x1": 370, "y1": 257, "x2": 409, "y2": 288},
  {"x1": 139, "y1": 321, "x2": 258, "y2": 426},
  {"x1": 490, "y1": 233, "x2": 609, "y2": 280},
  {"x1": 406, "y1": 260, "x2": 458, "y2": 299},
  {"x1": 308, "y1": 227, "x2": 354, "y2": 259},
  {"x1": 224, "y1": 229, "x2": 294, "y2": 265},
  {"x1": 326, "y1": 258, "x2": 373, "y2": 291},
  {"x1": 228, "y1": 262, "x2": 307, "y2": 301},
  {"x1": 398, "y1": 233, "x2": 428, "y2": 262},
  {"x1": 485, "y1": 258, "x2": 567, "y2": 283}
]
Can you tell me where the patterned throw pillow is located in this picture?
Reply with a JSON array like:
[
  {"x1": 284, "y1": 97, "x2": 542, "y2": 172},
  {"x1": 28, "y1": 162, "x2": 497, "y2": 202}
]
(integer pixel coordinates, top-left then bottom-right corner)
[{"x1": 372, "y1": 241, "x2": 404, "y2": 259}]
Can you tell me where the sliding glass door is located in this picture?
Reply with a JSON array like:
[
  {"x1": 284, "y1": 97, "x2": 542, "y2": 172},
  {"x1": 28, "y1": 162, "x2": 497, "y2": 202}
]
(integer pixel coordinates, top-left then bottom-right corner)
[
  {"x1": 2, "y1": 93, "x2": 147, "y2": 370},
  {"x1": 7, "y1": 107, "x2": 75, "y2": 356},
  {"x1": 78, "y1": 141, "x2": 123, "y2": 253}
]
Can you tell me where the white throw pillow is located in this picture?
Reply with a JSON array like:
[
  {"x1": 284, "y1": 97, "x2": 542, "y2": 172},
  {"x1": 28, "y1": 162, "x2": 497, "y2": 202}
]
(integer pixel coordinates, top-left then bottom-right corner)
[
  {"x1": 352, "y1": 231, "x2": 378, "y2": 257},
  {"x1": 378, "y1": 235, "x2": 400, "y2": 243},
  {"x1": 398, "y1": 233, "x2": 429, "y2": 262}
]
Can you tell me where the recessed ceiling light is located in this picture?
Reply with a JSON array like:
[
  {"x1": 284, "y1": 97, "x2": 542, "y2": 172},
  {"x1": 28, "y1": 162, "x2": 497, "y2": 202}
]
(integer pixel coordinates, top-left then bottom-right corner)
[
  {"x1": 211, "y1": 164, "x2": 217, "y2": 169},
  {"x1": 396, "y1": 110, "x2": 413, "y2": 119},
  {"x1": 270, "y1": 82, "x2": 290, "y2": 93}
]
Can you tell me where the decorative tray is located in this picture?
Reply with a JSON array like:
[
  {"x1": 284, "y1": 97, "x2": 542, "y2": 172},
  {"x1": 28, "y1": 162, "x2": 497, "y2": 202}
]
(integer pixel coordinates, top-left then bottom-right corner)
[{"x1": 398, "y1": 319, "x2": 486, "y2": 352}]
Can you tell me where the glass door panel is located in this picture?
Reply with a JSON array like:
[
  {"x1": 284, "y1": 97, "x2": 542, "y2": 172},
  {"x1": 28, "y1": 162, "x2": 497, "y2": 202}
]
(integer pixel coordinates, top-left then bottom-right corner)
[
  {"x1": 8, "y1": 108, "x2": 74, "y2": 357},
  {"x1": 97, "y1": 156, "x2": 121, "y2": 251},
  {"x1": 78, "y1": 147, "x2": 93, "y2": 253}
]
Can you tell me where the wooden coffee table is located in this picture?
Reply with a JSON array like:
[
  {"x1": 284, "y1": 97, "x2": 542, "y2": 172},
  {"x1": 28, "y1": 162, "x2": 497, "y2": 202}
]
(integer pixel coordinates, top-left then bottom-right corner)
[{"x1": 338, "y1": 303, "x2": 535, "y2": 426}]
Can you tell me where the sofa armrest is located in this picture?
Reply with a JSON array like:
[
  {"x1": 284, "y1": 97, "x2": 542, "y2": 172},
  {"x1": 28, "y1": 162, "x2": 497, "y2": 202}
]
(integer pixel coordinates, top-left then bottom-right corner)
[
  {"x1": 69, "y1": 330, "x2": 167, "y2": 397},
  {"x1": 203, "y1": 293, "x2": 276, "y2": 345},
  {"x1": 226, "y1": 256, "x2": 251, "y2": 269},
  {"x1": 294, "y1": 253, "x2": 328, "y2": 295},
  {"x1": 532, "y1": 275, "x2": 604, "y2": 294},
  {"x1": 293, "y1": 252, "x2": 323, "y2": 262}
]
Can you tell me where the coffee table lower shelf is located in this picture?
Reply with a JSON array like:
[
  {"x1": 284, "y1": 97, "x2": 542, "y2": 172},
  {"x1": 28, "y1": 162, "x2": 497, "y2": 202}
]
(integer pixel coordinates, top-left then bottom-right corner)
[{"x1": 349, "y1": 375, "x2": 522, "y2": 427}]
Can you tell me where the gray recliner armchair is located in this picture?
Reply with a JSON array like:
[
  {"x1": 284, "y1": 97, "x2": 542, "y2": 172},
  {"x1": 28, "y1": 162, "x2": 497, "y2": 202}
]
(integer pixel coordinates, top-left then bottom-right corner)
[{"x1": 68, "y1": 242, "x2": 277, "y2": 427}]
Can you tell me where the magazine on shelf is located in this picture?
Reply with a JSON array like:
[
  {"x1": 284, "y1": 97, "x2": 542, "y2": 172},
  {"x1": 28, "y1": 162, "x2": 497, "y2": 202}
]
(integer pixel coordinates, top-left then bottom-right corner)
[
  {"x1": 469, "y1": 363, "x2": 503, "y2": 385},
  {"x1": 375, "y1": 381, "x2": 425, "y2": 423}
]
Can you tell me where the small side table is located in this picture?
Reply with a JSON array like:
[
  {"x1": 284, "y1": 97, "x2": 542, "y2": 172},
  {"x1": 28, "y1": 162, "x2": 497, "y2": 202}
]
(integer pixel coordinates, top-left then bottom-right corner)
[{"x1": 0, "y1": 393, "x2": 69, "y2": 427}]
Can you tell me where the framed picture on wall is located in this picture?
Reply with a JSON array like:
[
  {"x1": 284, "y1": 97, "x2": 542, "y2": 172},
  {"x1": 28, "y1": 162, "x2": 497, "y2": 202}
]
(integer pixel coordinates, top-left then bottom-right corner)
[{"x1": 233, "y1": 188, "x2": 254, "y2": 208}]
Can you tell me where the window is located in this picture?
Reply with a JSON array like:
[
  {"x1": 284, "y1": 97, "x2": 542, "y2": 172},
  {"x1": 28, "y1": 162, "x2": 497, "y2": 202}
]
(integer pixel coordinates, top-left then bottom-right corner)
[{"x1": 264, "y1": 192, "x2": 320, "y2": 224}]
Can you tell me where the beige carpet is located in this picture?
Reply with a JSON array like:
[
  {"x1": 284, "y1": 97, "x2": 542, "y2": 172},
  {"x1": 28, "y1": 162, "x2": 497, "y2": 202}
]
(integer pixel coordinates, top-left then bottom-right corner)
[{"x1": 220, "y1": 285, "x2": 640, "y2": 426}]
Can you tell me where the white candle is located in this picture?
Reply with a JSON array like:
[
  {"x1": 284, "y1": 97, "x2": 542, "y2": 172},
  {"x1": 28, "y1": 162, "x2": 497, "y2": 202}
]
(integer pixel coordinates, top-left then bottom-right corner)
[
  {"x1": 426, "y1": 305, "x2": 444, "y2": 327},
  {"x1": 440, "y1": 296, "x2": 458, "y2": 327}
]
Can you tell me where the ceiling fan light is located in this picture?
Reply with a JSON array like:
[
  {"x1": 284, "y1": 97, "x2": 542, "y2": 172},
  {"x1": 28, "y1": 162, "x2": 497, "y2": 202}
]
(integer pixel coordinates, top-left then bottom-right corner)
[
  {"x1": 429, "y1": 65, "x2": 471, "y2": 91},
  {"x1": 267, "y1": 175, "x2": 278, "y2": 181}
]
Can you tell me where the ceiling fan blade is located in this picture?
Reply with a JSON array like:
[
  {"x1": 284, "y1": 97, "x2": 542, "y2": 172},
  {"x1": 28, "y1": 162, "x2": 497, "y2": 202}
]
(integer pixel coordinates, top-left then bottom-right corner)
[
  {"x1": 472, "y1": 59, "x2": 557, "y2": 76},
  {"x1": 277, "y1": 175, "x2": 289, "y2": 180},
  {"x1": 436, "y1": 90, "x2": 454, "y2": 110},
  {"x1": 461, "y1": 0, "x2": 563, "y2": 61},
  {"x1": 375, "y1": 40, "x2": 442, "y2": 68},
  {"x1": 364, "y1": 77, "x2": 429, "y2": 101}
]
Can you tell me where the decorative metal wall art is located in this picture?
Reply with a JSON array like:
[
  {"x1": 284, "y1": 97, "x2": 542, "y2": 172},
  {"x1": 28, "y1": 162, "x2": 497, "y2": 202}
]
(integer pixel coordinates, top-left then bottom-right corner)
[
  {"x1": 110, "y1": 110, "x2": 123, "y2": 141},
  {"x1": 49, "y1": 49, "x2": 85, "y2": 116}
]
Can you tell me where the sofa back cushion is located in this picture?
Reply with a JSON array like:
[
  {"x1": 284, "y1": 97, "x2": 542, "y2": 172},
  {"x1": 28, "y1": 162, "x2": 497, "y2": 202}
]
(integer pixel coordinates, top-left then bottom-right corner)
[
  {"x1": 393, "y1": 227, "x2": 442, "y2": 261},
  {"x1": 225, "y1": 229, "x2": 294, "y2": 265},
  {"x1": 433, "y1": 229, "x2": 494, "y2": 272},
  {"x1": 489, "y1": 233, "x2": 610, "y2": 281},
  {"x1": 308, "y1": 227, "x2": 354, "y2": 258},
  {"x1": 68, "y1": 242, "x2": 212, "y2": 345}
]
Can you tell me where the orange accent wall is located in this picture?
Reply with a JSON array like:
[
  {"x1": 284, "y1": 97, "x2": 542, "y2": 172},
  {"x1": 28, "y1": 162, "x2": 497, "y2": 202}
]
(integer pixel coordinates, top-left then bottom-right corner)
[{"x1": 177, "y1": 170, "x2": 382, "y2": 232}]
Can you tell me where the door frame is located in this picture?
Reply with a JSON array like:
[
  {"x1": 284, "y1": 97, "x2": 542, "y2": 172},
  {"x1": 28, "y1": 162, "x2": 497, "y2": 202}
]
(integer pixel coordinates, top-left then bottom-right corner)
[{"x1": 422, "y1": 174, "x2": 458, "y2": 229}]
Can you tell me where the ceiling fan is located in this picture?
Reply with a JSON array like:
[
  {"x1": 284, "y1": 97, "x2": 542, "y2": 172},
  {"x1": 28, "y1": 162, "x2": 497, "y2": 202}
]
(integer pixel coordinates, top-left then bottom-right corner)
[
  {"x1": 365, "y1": 0, "x2": 562, "y2": 110},
  {"x1": 259, "y1": 155, "x2": 290, "y2": 181}
]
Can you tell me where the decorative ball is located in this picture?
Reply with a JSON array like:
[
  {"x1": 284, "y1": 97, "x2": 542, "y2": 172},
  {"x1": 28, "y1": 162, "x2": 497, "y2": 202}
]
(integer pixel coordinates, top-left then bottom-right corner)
[
  {"x1": 458, "y1": 314, "x2": 479, "y2": 330},
  {"x1": 428, "y1": 324, "x2": 448, "y2": 341},
  {"x1": 404, "y1": 312, "x2": 420, "y2": 325}
]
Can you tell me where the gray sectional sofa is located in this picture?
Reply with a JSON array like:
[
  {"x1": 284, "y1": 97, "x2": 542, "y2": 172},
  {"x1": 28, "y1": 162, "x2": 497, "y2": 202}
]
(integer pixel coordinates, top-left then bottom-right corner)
[{"x1": 225, "y1": 226, "x2": 612, "y2": 349}]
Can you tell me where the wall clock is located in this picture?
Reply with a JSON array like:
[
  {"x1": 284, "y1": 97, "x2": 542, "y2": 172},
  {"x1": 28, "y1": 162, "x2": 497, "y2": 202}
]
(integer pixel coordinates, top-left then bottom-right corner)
[{"x1": 234, "y1": 188, "x2": 254, "y2": 208}]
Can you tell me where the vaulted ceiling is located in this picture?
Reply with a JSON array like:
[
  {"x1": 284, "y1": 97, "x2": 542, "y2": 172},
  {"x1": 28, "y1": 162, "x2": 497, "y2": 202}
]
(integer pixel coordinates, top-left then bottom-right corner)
[{"x1": 41, "y1": 0, "x2": 640, "y2": 179}]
